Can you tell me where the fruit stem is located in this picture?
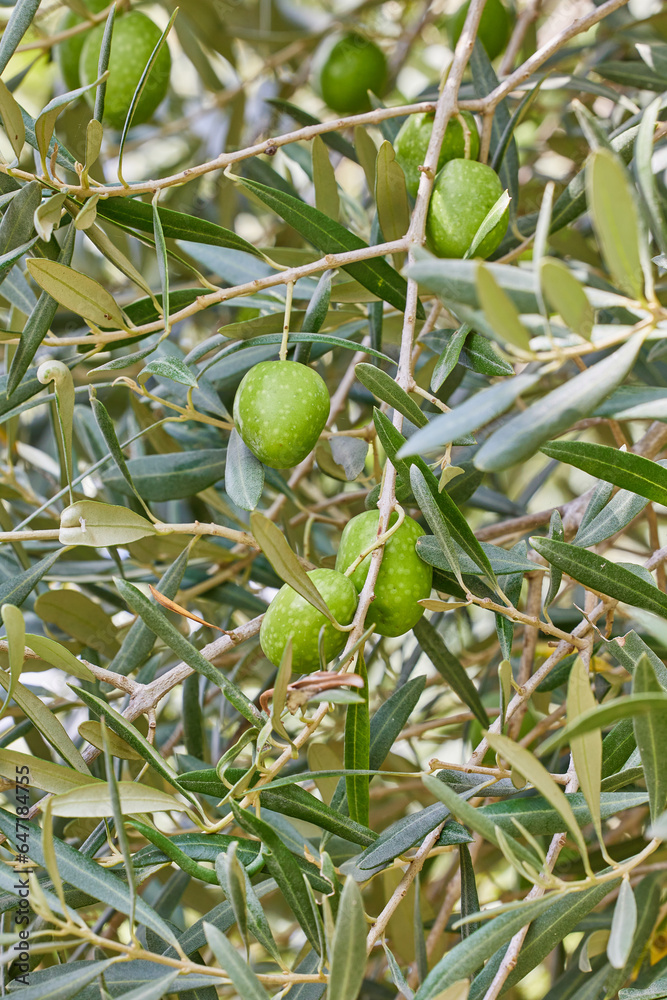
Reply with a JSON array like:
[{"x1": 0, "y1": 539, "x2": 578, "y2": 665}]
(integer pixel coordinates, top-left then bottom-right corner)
[
  {"x1": 279, "y1": 281, "x2": 295, "y2": 361},
  {"x1": 343, "y1": 504, "x2": 406, "y2": 578}
]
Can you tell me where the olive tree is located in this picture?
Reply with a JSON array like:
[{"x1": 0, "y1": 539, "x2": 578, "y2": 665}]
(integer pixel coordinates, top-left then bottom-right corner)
[{"x1": 0, "y1": 0, "x2": 666, "y2": 998}]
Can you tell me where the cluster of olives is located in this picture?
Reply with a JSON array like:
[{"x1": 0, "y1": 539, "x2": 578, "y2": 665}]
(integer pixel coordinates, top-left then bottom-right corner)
[
  {"x1": 56, "y1": 0, "x2": 171, "y2": 129},
  {"x1": 312, "y1": 0, "x2": 512, "y2": 260},
  {"x1": 233, "y1": 361, "x2": 430, "y2": 672}
]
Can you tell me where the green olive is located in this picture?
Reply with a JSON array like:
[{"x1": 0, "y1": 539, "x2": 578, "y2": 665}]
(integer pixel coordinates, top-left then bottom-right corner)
[
  {"x1": 233, "y1": 361, "x2": 330, "y2": 470},
  {"x1": 79, "y1": 11, "x2": 171, "y2": 130},
  {"x1": 449, "y1": 0, "x2": 513, "y2": 61},
  {"x1": 425, "y1": 158, "x2": 509, "y2": 259},
  {"x1": 335, "y1": 510, "x2": 433, "y2": 637},
  {"x1": 260, "y1": 568, "x2": 358, "y2": 673},
  {"x1": 313, "y1": 33, "x2": 387, "y2": 114},
  {"x1": 394, "y1": 110, "x2": 480, "y2": 198}
]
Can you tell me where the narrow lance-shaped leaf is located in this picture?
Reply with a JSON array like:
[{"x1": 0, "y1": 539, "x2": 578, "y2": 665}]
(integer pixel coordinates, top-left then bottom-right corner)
[
  {"x1": 345, "y1": 654, "x2": 370, "y2": 827},
  {"x1": 250, "y1": 511, "x2": 337, "y2": 624},
  {"x1": 539, "y1": 258, "x2": 594, "y2": 339},
  {"x1": 8, "y1": 224, "x2": 76, "y2": 395},
  {"x1": 234, "y1": 174, "x2": 420, "y2": 316},
  {"x1": 114, "y1": 579, "x2": 263, "y2": 726},
  {"x1": 0, "y1": 0, "x2": 41, "y2": 76},
  {"x1": 474, "y1": 334, "x2": 643, "y2": 472},
  {"x1": 203, "y1": 922, "x2": 271, "y2": 1000},
  {"x1": 568, "y1": 656, "x2": 604, "y2": 851},
  {"x1": 607, "y1": 878, "x2": 637, "y2": 970},
  {"x1": 586, "y1": 147, "x2": 644, "y2": 300},
  {"x1": 632, "y1": 654, "x2": 667, "y2": 821},
  {"x1": 229, "y1": 802, "x2": 321, "y2": 952},
  {"x1": 0, "y1": 78, "x2": 24, "y2": 159},
  {"x1": 0, "y1": 604, "x2": 23, "y2": 724},
  {"x1": 541, "y1": 439, "x2": 667, "y2": 507},
  {"x1": 410, "y1": 465, "x2": 496, "y2": 588},
  {"x1": 59, "y1": 499, "x2": 156, "y2": 547},
  {"x1": 413, "y1": 617, "x2": 488, "y2": 727},
  {"x1": 225, "y1": 428, "x2": 264, "y2": 512},
  {"x1": 356, "y1": 362, "x2": 427, "y2": 427},
  {"x1": 312, "y1": 134, "x2": 339, "y2": 221},
  {"x1": 0, "y1": 807, "x2": 180, "y2": 949},
  {"x1": 485, "y1": 731, "x2": 591, "y2": 873},
  {"x1": 26, "y1": 258, "x2": 126, "y2": 329},
  {"x1": 531, "y1": 537, "x2": 667, "y2": 621},
  {"x1": 328, "y1": 878, "x2": 367, "y2": 1000},
  {"x1": 476, "y1": 264, "x2": 532, "y2": 352},
  {"x1": 544, "y1": 509, "x2": 563, "y2": 611}
]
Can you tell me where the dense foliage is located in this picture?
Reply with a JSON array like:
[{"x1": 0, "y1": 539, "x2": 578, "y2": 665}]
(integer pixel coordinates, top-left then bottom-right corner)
[{"x1": 0, "y1": 0, "x2": 667, "y2": 998}]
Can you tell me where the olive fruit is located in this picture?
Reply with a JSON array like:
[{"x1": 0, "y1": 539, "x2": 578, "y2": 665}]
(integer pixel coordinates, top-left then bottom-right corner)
[
  {"x1": 335, "y1": 510, "x2": 433, "y2": 637},
  {"x1": 425, "y1": 158, "x2": 509, "y2": 259},
  {"x1": 449, "y1": 0, "x2": 512, "y2": 61},
  {"x1": 55, "y1": 0, "x2": 108, "y2": 92},
  {"x1": 260, "y1": 569, "x2": 358, "y2": 673},
  {"x1": 313, "y1": 33, "x2": 387, "y2": 114},
  {"x1": 233, "y1": 361, "x2": 330, "y2": 470},
  {"x1": 80, "y1": 11, "x2": 171, "y2": 129},
  {"x1": 395, "y1": 111, "x2": 480, "y2": 197}
]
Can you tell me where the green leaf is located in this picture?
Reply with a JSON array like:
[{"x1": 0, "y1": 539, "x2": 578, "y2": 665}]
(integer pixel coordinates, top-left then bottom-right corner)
[
  {"x1": 567, "y1": 656, "x2": 603, "y2": 848},
  {"x1": 8, "y1": 224, "x2": 75, "y2": 395},
  {"x1": 250, "y1": 511, "x2": 337, "y2": 624},
  {"x1": 476, "y1": 264, "x2": 532, "y2": 352},
  {"x1": 23, "y1": 633, "x2": 94, "y2": 681},
  {"x1": 266, "y1": 98, "x2": 358, "y2": 161},
  {"x1": 34, "y1": 73, "x2": 106, "y2": 165},
  {"x1": 607, "y1": 879, "x2": 637, "y2": 969},
  {"x1": 468, "y1": 880, "x2": 619, "y2": 998},
  {"x1": 0, "y1": 670, "x2": 89, "y2": 773},
  {"x1": 109, "y1": 544, "x2": 189, "y2": 677},
  {"x1": 430, "y1": 325, "x2": 467, "y2": 391},
  {"x1": 230, "y1": 802, "x2": 322, "y2": 952},
  {"x1": 204, "y1": 922, "x2": 270, "y2": 1000},
  {"x1": 541, "y1": 440, "x2": 667, "y2": 507},
  {"x1": 102, "y1": 449, "x2": 227, "y2": 502},
  {"x1": 59, "y1": 499, "x2": 156, "y2": 547},
  {"x1": 605, "y1": 874, "x2": 663, "y2": 998},
  {"x1": 474, "y1": 335, "x2": 643, "y2": 471},
  {"x1": 329, "y1": 878, "x2": 367, "y2": 1000},
  {"x1": 0, "y1": 603, "x2": 23, "y2": 723},
  {"x1": 234, "y1": 175, "x2": 420, "y2": 316},
  {"x1": 0, "y1": 808, "x2": 180, "y2": 948},
  {"x1": 413, "y1": 895, "x2": 558, "y2": 1000},
  {"x1": 49, "y1": 781, "x2": 189, "y2": 818},
  {"x1": 0, "y1": 0, "x2": 41, "y2": 76},
  {"x1": 573, "y1": 485, "x2": 649, "y2": 549},
  {"x1": 478, "y1": 791, "x2": 647, "y2": 836},
  {"x1": 312, "y1": 134, "x2": 339, "y2": 221},
  {"x1": 225, "y1": 428, "x2": 264, "y2": 512},
  {"x1": 413, "y1": 617, "x2": 488, "y2": 726},
  {"x1": 96, "y1": 198, "x2": 265, "y2": 259},
  {"x1": 544, "y1": 510, "x2": 564, "y2": 610},
  {"x1": 215, "y1": 844, "x2": 284, "y2": 967},
  {"x1": 423, "y1": 774, "x2": 540, "y2": 870},
  {"x1": 69, "y1": 684, "x2": 200, "y2": 808},
  {"x1": 0, "y1": 79, "x2": 24, "y2": 159},
  {"x1": 635, "y1": 97, "x2": 667, "y2": 256},
  {"x1": 539, "y1": 258, "x2": 594, "y2": 339},
  {"x1": 410, "y1": 465, "x2": 496, "y2": 587},
  {"x1": 459, "y1": 843, "x2": 480, "y2": 939},
  {"x1": 26, "y1": 258, "x2": 125, "y2": 328},
  {"x1": 114, "y1": 579, "x2": 263, "y2": 726},
  {"x1": 399, "y1": 372, "x2": 539, "y2": 456},
  {"x1": 345, "y1": 655, "x2": 370, "y2": 826},
  {"x1": 375, "y1": 140, "x2": 410, "y2": 254},
  {"x1": 358, "y1": 806, "x2": 471, "y2": 871},
  {"x1": 143, "y1": 357, "x2": 198, "y2": 388},
  {"x1": 530, "y1": 537, "x2": 667, "y2": 620},
  {"x1": 356, "y1": 361, "x2": 426, "y2": 427},
  {"x1": 0, "y1": 958, "x2": 119, "y2": 1000},
  {"x1": 539, "y1": 692, "x2": 667, "y2": 756},
  {"x1": 586, "y1": 147, "x2": 644, "y2": 300},
  {"x1": 486, "y1": 731, "x2": 590, "y2": 868},
  {"x1": 632, "y1": 654, "x2": 667, "y2": 822}
]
